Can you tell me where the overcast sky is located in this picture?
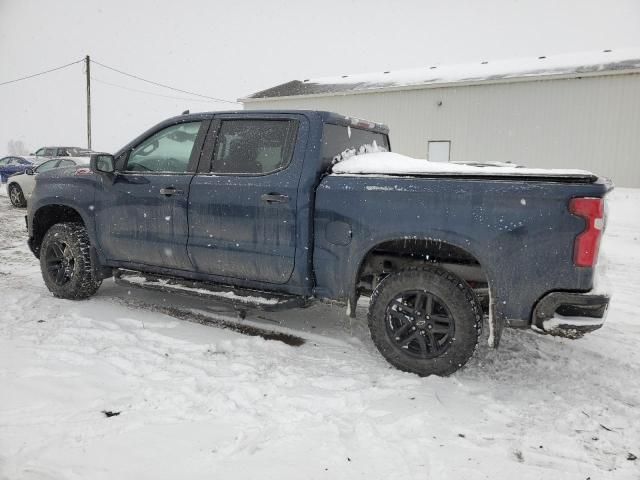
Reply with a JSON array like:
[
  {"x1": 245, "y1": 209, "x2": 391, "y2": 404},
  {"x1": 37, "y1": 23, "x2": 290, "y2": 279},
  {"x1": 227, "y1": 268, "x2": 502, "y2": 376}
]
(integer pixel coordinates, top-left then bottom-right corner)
[{"x1": 1, "y1": 0, "x2": 639, "y2": 153}]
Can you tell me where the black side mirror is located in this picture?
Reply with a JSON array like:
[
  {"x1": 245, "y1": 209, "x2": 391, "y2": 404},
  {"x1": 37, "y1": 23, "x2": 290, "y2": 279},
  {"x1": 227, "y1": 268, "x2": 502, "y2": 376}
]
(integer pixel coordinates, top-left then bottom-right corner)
[
  {"x1": 25, "y1": 167, "x2": 34, "y2": 176},
  {"x1": 90, "y1": 153, "x2": 115, "y2": 174}
]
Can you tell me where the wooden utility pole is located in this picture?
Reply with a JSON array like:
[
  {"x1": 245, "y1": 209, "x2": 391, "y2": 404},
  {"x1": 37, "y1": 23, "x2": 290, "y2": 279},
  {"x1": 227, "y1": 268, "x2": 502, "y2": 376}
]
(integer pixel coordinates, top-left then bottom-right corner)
[{"x1": 85, "y1": 55, "x2": 91, "y2": 149}]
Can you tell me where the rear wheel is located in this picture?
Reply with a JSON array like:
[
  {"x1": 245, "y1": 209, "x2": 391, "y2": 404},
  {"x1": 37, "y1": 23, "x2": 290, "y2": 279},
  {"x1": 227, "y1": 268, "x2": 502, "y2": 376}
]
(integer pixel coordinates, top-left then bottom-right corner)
[
  {"x1": 40, "y1": 222, "x2": 102, "y2": 299},
  {"x1": 368, "y1": 267, "x2": 482, "y2": 376},
  {"x1": 8, "y1": 183, "x2": 26, "y2": 208}
]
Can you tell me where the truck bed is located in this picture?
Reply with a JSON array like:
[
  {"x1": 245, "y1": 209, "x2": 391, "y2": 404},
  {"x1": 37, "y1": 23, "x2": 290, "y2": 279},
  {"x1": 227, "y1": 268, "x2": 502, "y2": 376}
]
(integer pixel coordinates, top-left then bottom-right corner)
[{"x1": 330, "y1": 151, "x2": 601, "y2": 183}]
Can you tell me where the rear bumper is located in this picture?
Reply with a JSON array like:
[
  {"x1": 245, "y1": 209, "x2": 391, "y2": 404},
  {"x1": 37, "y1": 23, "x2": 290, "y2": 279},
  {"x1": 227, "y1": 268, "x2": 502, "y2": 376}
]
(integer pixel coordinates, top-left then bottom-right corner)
[{"x1": 533, "y1": 291, "x2": 610, "y2": 336}]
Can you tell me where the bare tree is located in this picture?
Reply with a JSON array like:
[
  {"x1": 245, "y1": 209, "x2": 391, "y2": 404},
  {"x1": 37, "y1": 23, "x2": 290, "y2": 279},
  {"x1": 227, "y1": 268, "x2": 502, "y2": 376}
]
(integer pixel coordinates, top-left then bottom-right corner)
[{"x1": 7, "y1": 140, "x2": 31, "y2": 156}]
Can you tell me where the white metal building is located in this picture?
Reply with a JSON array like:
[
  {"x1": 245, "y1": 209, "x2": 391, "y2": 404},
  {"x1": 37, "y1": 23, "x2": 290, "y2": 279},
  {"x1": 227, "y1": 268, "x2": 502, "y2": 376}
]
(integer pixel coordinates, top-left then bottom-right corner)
[{"x1": 241, "y1": 49, "x2": 640, "y2": 187}]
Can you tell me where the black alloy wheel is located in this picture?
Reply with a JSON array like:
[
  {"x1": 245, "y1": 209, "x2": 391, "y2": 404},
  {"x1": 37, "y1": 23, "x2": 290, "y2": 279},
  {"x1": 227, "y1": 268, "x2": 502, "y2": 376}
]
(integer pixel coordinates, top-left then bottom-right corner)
[
  {"x1": 385, "y1": 290, "x2": 455, "y2": 359},
  {"x1": 44, "y1": 240, "x2": 75, "y2": 286},
  {"x1": 368, "y1": 267, "x2": 482, "y2": 377},
  {"x1": 39, "y1": 222, "x2": 102, "y2": 299}
]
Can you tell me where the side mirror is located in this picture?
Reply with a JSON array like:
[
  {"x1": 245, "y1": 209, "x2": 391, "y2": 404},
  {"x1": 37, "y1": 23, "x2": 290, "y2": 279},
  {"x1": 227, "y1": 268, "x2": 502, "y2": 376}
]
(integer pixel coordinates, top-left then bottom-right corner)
[
  {"x1": 90, "y1": 153, "x2": 115, "y2": 174},
  {"x1": 25, "y1": 167, "x2": 34, "y2": 176}
]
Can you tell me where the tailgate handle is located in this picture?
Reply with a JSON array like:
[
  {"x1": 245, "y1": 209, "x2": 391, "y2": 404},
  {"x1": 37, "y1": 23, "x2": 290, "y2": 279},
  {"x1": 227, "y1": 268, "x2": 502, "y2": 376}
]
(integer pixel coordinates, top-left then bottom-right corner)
[
  {"x1": 159, "y1": 187, "x2": 184, "y2": 196},
  {"x1": 261, "y1": 193, "x2": 289, "y2": 204}
]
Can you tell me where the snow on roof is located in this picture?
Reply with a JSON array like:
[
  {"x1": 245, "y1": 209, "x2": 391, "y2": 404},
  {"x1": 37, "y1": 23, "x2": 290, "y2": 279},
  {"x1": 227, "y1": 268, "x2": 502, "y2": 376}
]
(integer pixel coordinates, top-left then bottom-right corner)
[{"x1": 243, "y1": 48, "x2": 640, "y2": 101}]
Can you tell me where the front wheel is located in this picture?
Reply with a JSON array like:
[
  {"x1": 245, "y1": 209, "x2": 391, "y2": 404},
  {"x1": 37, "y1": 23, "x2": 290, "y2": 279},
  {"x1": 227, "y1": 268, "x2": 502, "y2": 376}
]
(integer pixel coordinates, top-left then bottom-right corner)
[
  {"x1": 40, "y1": 222, "x2": 102, "y2": 299},
  {"x1": 368, "y1": 267, "x2": 482, "y2": 377},
  {"x1": 8, "y1": 183, "x2": 26, "y2": 208}
]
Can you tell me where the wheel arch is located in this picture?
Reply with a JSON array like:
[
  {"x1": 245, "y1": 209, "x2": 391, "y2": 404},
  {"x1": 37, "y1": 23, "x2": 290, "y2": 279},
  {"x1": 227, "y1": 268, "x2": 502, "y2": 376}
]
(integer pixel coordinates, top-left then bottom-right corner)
[
  {"x1": 31, "y1": 204, "x2": 88, "y2": 257},
  {"x1": 349, "y1": 235, "x2": 503, "y2": 347},
  {"x1": 352, "y1": 235, "x2": 490, "y2": 291}
]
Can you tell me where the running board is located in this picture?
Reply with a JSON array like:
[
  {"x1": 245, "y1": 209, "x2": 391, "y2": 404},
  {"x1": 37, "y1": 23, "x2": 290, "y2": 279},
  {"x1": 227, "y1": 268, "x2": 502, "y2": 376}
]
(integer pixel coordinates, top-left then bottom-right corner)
[{"x1": 114, "y1": 269, "x2": 310, "y2": 312}]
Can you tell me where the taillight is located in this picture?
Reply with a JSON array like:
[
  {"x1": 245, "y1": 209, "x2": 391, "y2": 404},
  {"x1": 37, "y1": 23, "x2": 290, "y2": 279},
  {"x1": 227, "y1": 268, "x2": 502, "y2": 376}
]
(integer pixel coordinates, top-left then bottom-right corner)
[{"x1": 569, "y1": 197, "x2": 605, "y2": 267}]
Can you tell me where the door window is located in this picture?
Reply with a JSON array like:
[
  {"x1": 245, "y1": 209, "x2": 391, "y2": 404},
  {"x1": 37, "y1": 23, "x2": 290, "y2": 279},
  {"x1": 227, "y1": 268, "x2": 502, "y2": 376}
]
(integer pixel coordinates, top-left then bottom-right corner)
[
  {"x1": 58, "y1": 159, "x2": 76, "y2": 167},
  {"x1": 43, "y1": 148, "x2": 55, "y2": 156},
  {"x1": 126, "y1": 122, "x2": 202, "y2": 173},
  {"x1": 0, "y1": 158, "x2": 8, "y2": 166},
  {"x1": 211, "y1": 120, "x2": 296, "y2": 174}
]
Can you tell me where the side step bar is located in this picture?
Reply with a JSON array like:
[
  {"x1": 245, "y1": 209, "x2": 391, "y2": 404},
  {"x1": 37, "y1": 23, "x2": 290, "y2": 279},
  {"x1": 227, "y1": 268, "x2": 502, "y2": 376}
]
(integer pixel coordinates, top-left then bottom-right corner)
[{"x1": 114, "y1": 269, "x2": 311, "y2": 312}]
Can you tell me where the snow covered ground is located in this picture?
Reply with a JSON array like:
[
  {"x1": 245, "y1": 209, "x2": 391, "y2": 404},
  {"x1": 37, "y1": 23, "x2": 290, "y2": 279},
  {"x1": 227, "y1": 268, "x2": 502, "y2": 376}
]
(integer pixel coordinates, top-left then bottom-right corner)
[{"x1": 0, "y1": 186, "x2": 638, "y2": 480}]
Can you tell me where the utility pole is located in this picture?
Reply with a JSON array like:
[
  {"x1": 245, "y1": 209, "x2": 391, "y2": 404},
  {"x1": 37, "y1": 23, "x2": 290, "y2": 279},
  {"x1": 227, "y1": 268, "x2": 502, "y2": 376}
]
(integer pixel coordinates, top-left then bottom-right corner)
[{"x1": 85, "y1": 55, "x2": 91, "y2": 150}]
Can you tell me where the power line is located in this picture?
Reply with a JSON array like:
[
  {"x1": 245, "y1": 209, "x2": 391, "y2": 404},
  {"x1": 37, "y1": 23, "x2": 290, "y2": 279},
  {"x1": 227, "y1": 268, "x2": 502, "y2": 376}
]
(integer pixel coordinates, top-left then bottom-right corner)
[
  {"x1": 91, "y1": 76, "x2": 224, "y2": 104},
  {"x1": 0, "y1": 59, "x2": 84, "y2": 87},
  {"x1": 91, "y1": 59, "x2": 240, "y2": 104}
]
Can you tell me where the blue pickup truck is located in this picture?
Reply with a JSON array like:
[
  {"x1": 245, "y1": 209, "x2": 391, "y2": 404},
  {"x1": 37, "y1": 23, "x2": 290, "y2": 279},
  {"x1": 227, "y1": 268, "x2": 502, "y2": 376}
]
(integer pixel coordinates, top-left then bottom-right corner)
[{"x1": 26, "y1": 110, "x2": 611, "y2": 376}]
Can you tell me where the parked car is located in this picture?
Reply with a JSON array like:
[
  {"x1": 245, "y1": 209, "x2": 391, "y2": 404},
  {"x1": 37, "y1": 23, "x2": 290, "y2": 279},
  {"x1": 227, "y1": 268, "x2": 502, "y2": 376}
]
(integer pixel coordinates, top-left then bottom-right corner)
[
  {"x1": 7, "y1": 157, "x2": 89, "y2": 207},
  {"x1": 0, "y1": 155, "x2": 36, "y2": 182},
  {"x1": 26, "y1": 111, "x2": 612, "y2": 377},
  {"x1": 32, "y1": 146, "x2": 92, "y2": 158}
]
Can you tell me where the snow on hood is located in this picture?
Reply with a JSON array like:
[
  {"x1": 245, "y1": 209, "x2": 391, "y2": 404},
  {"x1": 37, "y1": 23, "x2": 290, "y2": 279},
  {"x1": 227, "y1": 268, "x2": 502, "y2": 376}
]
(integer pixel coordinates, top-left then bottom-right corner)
[{"x1": 331, "y1": 151, "x2": 596, "y2": 179}]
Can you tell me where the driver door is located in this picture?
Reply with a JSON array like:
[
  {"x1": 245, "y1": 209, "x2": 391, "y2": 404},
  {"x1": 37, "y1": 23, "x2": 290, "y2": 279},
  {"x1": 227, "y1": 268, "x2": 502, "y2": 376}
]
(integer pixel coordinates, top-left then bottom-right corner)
[{"x1": 94, "y1": 119, "x2": 209, "y2": 271}]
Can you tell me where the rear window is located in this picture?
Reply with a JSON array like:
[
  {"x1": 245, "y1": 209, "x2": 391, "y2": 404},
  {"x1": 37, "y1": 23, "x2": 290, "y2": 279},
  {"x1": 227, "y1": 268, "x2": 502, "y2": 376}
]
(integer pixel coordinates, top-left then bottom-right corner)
[{"x1": 321, "y1": 123, "x2": 389, "y2": 169}]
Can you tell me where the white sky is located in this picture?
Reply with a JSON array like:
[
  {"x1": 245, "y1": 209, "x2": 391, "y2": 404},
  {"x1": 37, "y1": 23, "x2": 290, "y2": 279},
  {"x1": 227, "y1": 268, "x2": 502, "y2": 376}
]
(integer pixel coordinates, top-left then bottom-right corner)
[{"x1": 1, "y1": 0, "x2": 639, "y2": 153}]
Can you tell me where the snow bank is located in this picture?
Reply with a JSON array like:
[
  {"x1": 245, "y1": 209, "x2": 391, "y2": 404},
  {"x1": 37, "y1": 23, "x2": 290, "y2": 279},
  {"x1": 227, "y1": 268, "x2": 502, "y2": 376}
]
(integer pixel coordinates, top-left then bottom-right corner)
[
  {"x1": 2, "y1": 190, "x2": 640, "y2": 478},
  {"x1": 331, "y1": 151, "x2": 596, "y2": 178}
]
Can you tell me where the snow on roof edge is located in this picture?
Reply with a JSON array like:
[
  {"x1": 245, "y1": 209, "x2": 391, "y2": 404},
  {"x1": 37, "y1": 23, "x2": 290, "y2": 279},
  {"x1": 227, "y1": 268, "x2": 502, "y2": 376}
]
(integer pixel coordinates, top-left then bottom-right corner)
[{"x1": 242, "y1": 48, "x2": 640, "y2": 101}]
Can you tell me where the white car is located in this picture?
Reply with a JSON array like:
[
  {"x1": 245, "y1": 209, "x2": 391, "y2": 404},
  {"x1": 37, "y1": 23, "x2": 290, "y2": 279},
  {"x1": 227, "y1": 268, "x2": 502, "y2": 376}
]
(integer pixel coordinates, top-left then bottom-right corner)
[{"x1": 7, "y1": 157, "x2": 89, "y2": 207}]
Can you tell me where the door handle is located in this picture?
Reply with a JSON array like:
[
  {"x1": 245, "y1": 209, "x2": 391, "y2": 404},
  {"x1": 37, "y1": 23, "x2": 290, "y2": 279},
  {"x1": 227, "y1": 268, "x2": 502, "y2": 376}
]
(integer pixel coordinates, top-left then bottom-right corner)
[
  {"x1": 261, "y1": 193, "x2": 289, "y2": 204},
  {"x1": 159, "y1": 187, "x2": 184, "y2": 196}
]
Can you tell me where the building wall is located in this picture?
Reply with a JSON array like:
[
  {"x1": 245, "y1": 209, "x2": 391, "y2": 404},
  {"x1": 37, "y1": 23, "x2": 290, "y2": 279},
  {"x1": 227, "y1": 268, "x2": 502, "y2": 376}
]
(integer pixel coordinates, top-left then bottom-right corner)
[{"x1": 244, "y1": 73, "x2": 640, "y2": 187}]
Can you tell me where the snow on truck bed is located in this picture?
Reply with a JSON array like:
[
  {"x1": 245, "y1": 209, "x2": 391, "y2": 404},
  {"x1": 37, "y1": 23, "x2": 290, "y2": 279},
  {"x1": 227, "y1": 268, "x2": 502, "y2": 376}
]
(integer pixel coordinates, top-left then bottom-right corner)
[{"x1": 331, "y1": 151, "x2": 597, "y2": 179}]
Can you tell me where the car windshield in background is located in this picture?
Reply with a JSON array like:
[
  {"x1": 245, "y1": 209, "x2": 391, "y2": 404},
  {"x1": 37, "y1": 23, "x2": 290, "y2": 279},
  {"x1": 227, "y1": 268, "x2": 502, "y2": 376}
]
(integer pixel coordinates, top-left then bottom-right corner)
[
  {"x1": 61, "y1": 148, "x2": 89, "y2": 156},
  {"x1": 321, "y1": 123, "x2": 389, "y2": 167}
]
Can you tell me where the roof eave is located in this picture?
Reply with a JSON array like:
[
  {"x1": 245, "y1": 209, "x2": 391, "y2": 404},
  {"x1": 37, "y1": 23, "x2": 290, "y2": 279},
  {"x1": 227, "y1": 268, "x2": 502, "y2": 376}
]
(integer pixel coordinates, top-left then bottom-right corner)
[{"x1": 240, "y1": 67, "x2": 640, "y2": 103}]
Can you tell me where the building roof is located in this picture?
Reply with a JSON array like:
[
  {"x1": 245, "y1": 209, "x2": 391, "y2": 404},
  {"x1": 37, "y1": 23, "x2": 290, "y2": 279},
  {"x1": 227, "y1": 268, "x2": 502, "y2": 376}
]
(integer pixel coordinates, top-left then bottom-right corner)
[{"x1": 242, "y1": 48, "x2": 640, "y2": 102}]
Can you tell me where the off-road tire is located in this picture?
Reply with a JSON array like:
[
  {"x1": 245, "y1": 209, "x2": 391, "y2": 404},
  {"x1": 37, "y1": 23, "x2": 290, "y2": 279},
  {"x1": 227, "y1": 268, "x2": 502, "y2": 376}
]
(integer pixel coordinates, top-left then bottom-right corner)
[
  {"x1": 8, "y1": 183, "x2": 26, "y2": 208},
  {"x1": 40, "y1": 222, "x2": 102, "y2": 299},
  {"x1": 368, "y1": 267, "x2": 482, "y2": 377}
]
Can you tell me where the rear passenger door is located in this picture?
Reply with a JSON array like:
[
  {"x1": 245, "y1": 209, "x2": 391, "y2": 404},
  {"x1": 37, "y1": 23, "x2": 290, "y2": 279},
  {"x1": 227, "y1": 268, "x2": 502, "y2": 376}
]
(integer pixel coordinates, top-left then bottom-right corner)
[{"x1": 187, "y1": 114, "x2": 305, "y2": 284}]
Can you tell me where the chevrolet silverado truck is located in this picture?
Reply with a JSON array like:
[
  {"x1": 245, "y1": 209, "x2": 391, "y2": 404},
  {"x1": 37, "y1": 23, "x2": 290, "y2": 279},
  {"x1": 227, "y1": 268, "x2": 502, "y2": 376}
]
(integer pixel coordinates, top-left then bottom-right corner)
[{"x1": 26, "y1": 110, "x2": 612, "y2": 376}]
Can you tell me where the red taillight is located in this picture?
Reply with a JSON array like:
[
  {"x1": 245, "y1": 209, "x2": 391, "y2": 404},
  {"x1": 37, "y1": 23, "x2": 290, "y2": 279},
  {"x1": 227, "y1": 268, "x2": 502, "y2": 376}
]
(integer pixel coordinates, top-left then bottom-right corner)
[{"x1": 569, "y1": 197, "x2": 605, "y2": 267}]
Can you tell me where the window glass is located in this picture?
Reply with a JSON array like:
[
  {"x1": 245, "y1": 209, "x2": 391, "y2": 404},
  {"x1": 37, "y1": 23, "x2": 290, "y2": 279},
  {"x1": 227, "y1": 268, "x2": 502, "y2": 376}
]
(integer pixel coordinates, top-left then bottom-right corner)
[
  {"x1": 321, "y1": 124, "x2": 389, "y2": 168},
  {"x1": 212, "y1": 120, "x2": 296, "y2": 174},
  {"x1": 44, "y1": 148, "x2": 55, "y2": 156},
  {"x1": 6, "y1": 158, "x2": 15, "y2": 165},
  {"x1": 36, "y1": 160, "x2": 58, "y2": 172},
  {"x1": 58, "y1": 159, "x2": 76, "y2": 167},
  {"x1": 57, "y1": 148, "x2": 69, "y2": 156},
  {"x1": 35, "y1": 148, "x2": 45, "y2": 156},
  {"x1": 67, "y1": 148, "x2": 84, "y2": 156},
  {"x1": 0, "y1": 158, "x2": 8, "y2": 166},
  {"x1": 126, "y1": 122, "x2": 202, "y2": 172}
]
